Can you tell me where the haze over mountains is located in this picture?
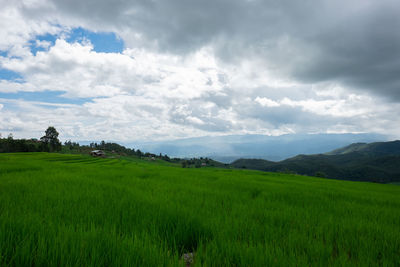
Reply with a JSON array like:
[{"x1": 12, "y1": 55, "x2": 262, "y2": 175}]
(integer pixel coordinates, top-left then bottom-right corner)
[{"x1": 127, "y1": 133, "x2": 386, "y2": 163}]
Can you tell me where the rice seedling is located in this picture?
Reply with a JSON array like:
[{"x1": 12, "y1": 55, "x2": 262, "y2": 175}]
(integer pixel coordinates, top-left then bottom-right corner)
[{"x1": 0, "y1": 153, "x2": 399, "y2": 266}]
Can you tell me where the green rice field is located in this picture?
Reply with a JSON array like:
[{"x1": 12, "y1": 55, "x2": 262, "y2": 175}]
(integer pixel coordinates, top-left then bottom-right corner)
[{"x1": 0, "y1": 153, "x2": 399, "y2": 266}]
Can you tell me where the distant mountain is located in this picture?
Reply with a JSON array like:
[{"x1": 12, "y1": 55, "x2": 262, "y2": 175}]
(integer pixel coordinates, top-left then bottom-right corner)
[
  {"x1": 326, "y1": 140, "x2": 400, "y2": 156},
  {"x1": 325, "y1": 143, "x2": 370, "y2": 155},
  {"x1": 126, "y1": 133, "x2": 386, "y2": 163},
  {"x1": 231, "y1": 140, "x2": 400, "y2": 183}
]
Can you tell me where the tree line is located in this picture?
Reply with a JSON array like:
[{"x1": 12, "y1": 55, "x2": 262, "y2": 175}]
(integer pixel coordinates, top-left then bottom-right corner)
[
  {"x1": 1, "y1": 127, "x2": 224, "y2": 168},
  {"x1": 0, "y1": 127, "x2": 61, "y2": 153},
  {"x1": 0, "y1": 127, "x2": 175, "y2": 161}
]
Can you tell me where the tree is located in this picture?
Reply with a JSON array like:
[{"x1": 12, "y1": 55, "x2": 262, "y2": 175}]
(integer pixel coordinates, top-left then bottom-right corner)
[
  {"x1": 315, "y1": 171, "x2": 327, "y2": 178},
  {"x1": 181, "y1": 161, "x2": 187, "y2": 168},
  {"x1": 195, "y1": 161, "x2": 201, "y2": 168},
  {"x1": 40, "y1": 127, "x2": 61, "y2": 152}
]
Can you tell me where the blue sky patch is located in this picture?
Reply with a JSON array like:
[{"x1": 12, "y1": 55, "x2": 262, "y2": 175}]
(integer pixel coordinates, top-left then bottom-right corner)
[
  {"x1": 28, "y1": 33, "x2": 58, "y2": 56},
  {"x1": 67, "y1": 27, "x2": 124, "y2": 53},
  {"x1": 0, "y1": 91, "x2": 93, "y2": 105},
  {"x1": 26, "y1": 27, "x2": 124, "y2": 56},
  {"x1": 0, "y1": 69, "x2": 23, "y2": 81}
]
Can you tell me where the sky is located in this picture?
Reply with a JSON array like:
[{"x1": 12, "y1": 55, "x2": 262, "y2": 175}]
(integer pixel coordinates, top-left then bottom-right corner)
[{"x1": 0, "y1": 0, "x2": 400, "y2": 142}]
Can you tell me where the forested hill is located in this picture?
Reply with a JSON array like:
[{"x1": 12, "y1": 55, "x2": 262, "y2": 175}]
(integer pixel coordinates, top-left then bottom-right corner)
[
  {"x1": 326, "y1": 140, "x2": 400, "y2": 156},
  {"x1": 231, "y1": 140, "x2": 400, "y2": 183}
]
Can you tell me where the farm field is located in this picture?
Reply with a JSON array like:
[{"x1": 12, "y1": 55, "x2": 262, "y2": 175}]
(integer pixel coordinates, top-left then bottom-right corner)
[{"x1": 0, "y1": 153, "x2": 399, "y2": 266}]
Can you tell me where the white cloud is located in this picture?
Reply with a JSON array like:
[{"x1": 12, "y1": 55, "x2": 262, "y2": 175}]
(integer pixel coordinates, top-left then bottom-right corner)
[
  {"x1": 1, "y1": 0, "x2": 400, "y2": 141},
  {"x1": 2, "y1": 36, "x2": 400, "y2": 140},
  {"x1": 255, "y1": 97, "x2": 280, "y2": 107},
  {"x1": 0, "y1": 80, "x2": 35, "y2": 93},
  {"x1": 2, "y1": 40, "x2": 228, "y2": 99},
  {"x1": 35, "y1": 40, "x2": 52, "y2": 49},
  {"x1": 0, "y1": 1, "x2": 61, "y2": 51}
]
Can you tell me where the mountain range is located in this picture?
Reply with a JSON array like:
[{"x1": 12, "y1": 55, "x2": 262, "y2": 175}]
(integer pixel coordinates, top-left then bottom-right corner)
[
  {"x1": 127, "y1": 133, "x2": 386, "y2": 163},
  {"x1": 231, "y1": 140, "x2": 400, "y2": 183}
]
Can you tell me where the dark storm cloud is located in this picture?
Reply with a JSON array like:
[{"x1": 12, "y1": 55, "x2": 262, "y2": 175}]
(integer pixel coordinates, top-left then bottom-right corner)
[
  {"x1": 293, "y1": 1, "x2": 400, "y2": 100},
  {"x1": 32, "y1": 0, "x2": 399, "y2": 100},
  {"x1": 16, "y1": 0, "x2": 400, "y2": 101}
]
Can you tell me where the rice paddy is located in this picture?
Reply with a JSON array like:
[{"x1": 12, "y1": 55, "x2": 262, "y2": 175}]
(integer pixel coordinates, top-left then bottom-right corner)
[{"x1": 0, "y1": 153, "x2": 399, "y2": 266}]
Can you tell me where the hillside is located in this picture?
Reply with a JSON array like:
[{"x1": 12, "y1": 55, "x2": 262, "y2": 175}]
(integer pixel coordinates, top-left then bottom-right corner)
[
  {"x1": 232, "y1": 140, "x2": 400, "y2": 183},
  {"x1": 1, "y1": 153, "x2": 399, "y2": 266},
  {"x1": 326, "y1": 140, "x2": 400, "y2": 156}
]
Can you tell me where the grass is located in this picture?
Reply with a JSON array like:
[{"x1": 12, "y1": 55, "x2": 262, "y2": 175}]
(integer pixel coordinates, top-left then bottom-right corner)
[{"x1": 0, "y1": 153, "x2": 399, "y2": 266}]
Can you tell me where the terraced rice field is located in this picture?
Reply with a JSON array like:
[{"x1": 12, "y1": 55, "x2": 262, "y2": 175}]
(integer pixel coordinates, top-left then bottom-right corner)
[{"x1": 0, "y1": 153, "x2": 399, "y2": 266}]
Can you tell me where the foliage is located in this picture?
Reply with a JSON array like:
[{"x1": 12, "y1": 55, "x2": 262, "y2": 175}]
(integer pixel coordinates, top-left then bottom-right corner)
[
  {"x1": 0, "y1": 137, "x2": 41, "y2": 153},
  {"x1": 232, "y1": 140, "x2": 400, "y2": 183},
  {"x1": 40, "y1": 127, "x2": 62, "y2": 152},
  {"x1": 180, "y1": 158, "x2": 224, "y2": 168},
  {"x1": 0, "y1": 153, "x2": 399, "y2": 266},
  {"x1": 1, "y1": 129, "x2": 220, "y2": 169}
]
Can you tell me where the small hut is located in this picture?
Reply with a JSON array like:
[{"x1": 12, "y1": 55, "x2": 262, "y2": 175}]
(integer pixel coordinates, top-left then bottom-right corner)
[{"x1": 90, "y1": 150, "x2": 105, "y2": 157}]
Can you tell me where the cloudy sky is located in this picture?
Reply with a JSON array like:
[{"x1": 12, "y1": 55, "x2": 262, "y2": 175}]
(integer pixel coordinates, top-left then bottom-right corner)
[{"x1": 1, "y1": 0, "x2": 400, "y2": 142}]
